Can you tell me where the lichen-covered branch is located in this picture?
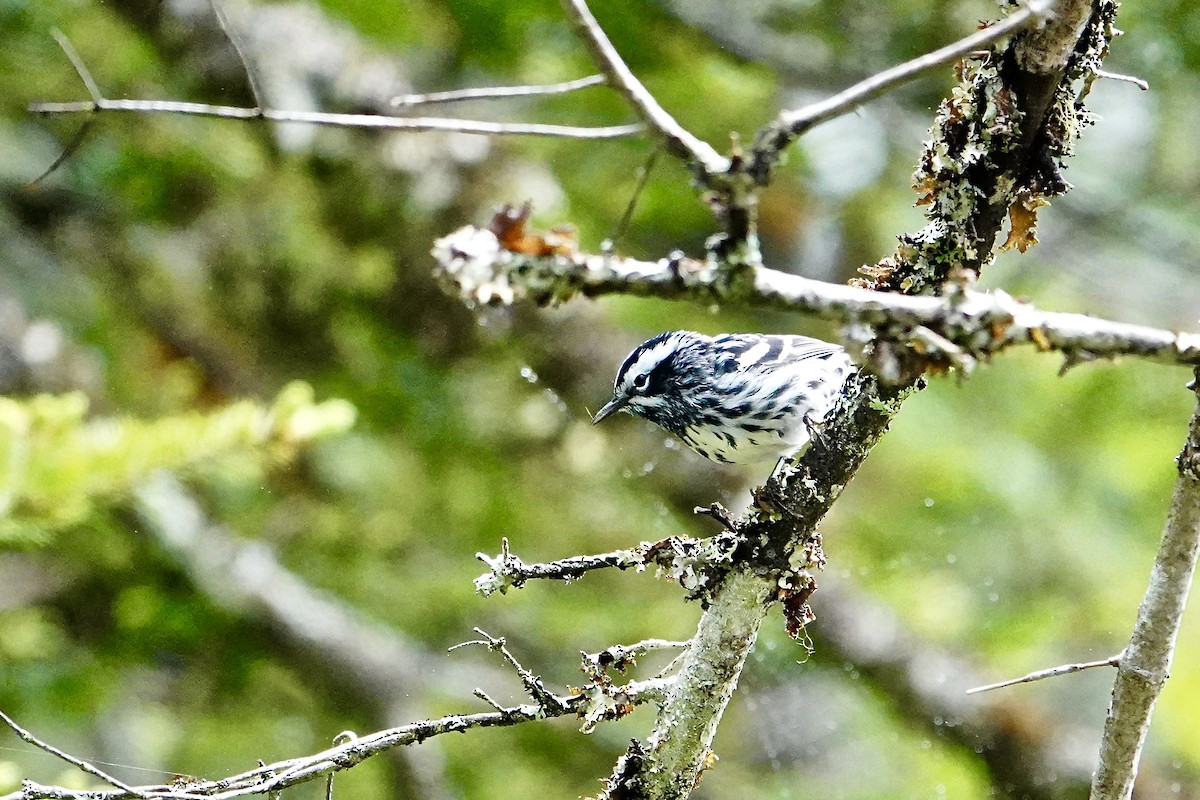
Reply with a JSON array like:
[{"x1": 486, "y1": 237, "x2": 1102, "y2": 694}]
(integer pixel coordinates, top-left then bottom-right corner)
[
  {"x1": 474, "y1": 534, "x2": 739, "y2": 598},
  {"x1": 431, "y1": 229, "x2": 1200, "y2": 371},
  {"x1": 0, "y1": 673, "x2": 670, "y2": 800},
  {"x1": 1090, "y1": 370, "x2": 1200, "y2": 800}
]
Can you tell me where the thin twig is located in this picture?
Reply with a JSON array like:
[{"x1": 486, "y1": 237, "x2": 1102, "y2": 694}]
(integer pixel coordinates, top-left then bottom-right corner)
[
  {"x1": 908, "y1": 325, "x2": 977, "y2": 375},
  {"x1": 558, "y1": 0, "x2": 729, "y2": 173},
  {"x1": 582, "y1": 639, "x2": 692, "y2": 676},
  {"x1": 750, "y1": 0, "x2": 1054, "y2": 180},
  {"x1": 462, "y1": 628, "x2": 569, "y2": 713},
  {"x1": 50, "y1": 29, "x2": 103, "y2": 104},
  {"x1": 28, "y1": 99, "x2": 643, "y2": 139},
  {"x1": 210, "y1": 0, "x2": 266, "y2": 111},
  {"x1": 1094, "y1": 69, "x2": 1149, "y2": 90},
  {"x1": 0, "y1": 677, "x2": 664, "y2": 800},
  {"x1": 0, "y1": 709, "x2": 151, "y2": 797},
  {"x1": 472, "y1": 689, "x2": 507, "y2": 713},
  {"x1": 607, "y1": 145, "x2": 661, "y2": 246},
  {"x1": 966, "y1": 654, "x2": 1121, "y2": 695},
  {"x1": 25, "y1": 117, "x2": 96, "y2": 187},
  {"x1": 473, "y1": 538, "x2": 646, "y2": 595},
  {"x1": 391, "y1": 75, "x2": 605, "y2": 107}
]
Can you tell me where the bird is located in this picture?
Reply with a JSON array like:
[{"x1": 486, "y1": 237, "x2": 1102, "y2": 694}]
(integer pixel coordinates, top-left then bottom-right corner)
[{"x1": 592, "y1": 331, "x2": 854, "y2": 465}]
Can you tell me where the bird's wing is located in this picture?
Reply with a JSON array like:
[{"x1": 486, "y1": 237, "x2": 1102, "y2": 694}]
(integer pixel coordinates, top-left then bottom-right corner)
[{"x1": 713, "y1": 334, "x2": 842, "y2": 371}]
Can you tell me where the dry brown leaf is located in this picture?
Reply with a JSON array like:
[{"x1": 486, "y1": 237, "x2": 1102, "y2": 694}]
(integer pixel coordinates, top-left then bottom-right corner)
[
  {"x1": 1001, "y1": 191, "x2": 1050, "y2": 253},
  {"x1": 488, "y1": 202, "x2": 578, "y2": 256}
]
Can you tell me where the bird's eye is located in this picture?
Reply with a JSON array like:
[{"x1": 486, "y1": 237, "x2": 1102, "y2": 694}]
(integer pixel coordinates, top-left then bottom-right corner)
[{"x1": 631, "y1": 373, "x2": 650, "y2": 391}]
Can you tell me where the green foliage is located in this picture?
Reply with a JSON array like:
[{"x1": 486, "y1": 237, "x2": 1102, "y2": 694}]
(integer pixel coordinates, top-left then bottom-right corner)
[{"x1": 0, "y1": 383, "x2": 355, "y2": 543}]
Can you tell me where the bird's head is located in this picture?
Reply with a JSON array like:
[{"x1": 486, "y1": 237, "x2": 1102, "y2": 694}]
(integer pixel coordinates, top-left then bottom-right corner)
[{"x1": 592, "y1": 331, "x2": 706, "y2": 430}]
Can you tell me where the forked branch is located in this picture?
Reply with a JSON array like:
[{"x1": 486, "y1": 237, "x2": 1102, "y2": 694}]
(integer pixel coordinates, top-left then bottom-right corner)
[
  {"x1": 558, "y1": 0, "x2": 729, "y2": 174},
  {"x1": 0, "y1": 668, "x2": 670, "y2": 800}
]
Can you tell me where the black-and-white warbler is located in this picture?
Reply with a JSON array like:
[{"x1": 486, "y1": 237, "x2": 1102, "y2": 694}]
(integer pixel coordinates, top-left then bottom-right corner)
[{"x1": 593, "y1": 331, "x2": 854, "y2": 465}]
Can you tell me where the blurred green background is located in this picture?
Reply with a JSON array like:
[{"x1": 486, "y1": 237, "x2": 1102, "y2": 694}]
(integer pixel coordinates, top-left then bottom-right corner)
[{"x1": 1, "y1": 0, "x2": 1198, "y2": 798}]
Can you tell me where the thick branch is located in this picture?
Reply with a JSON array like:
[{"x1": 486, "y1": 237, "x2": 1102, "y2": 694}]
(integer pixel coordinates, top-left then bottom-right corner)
[
  {"x1": 622, "y1": 572, "x2": 773, "y2": 798},
  {"x1": 431, "y1": 231, "x2": 1200, "y2": 369},
  {"x1": 1090, "y1": 371, "x2": 1200, "y2": 800}
]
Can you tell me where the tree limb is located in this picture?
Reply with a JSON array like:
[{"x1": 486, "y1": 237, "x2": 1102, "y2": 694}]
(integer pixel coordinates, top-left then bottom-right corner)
[
  {"x1": 431, "y1": 230, "x2": 1200, "y2": 370},
  {"x1": 0, "y1": 674, "x2": 672, "y2": 800},
  {"x1": 1090, "y1": 369, "x2": 1200, "y2": 800},
  {"x1": 588, "y1": 0, "x2": 1115, "y2": 794}
]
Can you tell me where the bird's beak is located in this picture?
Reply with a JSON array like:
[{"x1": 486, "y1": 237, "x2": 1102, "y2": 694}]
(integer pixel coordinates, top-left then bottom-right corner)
[{"x1": 592, "y1": 396, "x2": 627, "y2": 424}]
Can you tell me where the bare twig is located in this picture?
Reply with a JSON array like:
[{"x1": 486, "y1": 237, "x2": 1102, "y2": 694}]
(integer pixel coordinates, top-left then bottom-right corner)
[
  {"x1": 966, "y1": 654, "x2": 1121, "y2": 695},
  {"x1": 1091, "y1": 373, "x2": 1200, "y2": 800},
  {"x1": 1, "y1": 675, "x2": 670, "y2": 800},
  {"x1": 0, "y1": 709, "x2": 154, "y2": 798},
  {"x1": 473, "y1": 536, "x2": 645, "y2": 595},
  {"x1": 471, "y1": 688, "x2": 507, "y2": 713},
  {"x1": 694, "y1": 502, "x2": 738, "y2": 532},
  {"x1": 908, "y1": 325, "x2": 977, "y2": 375},
  {"x1": 749, "y1": 0, "x2": 1055, "y2": 180},
  {"x1": 1094, "y1": 69, "x2": 1149, "y2": 90},
  {"x1": 210, "y1": 0, "x2": 266, "y2": 110},
  {"x1": 24, "y1": 117, "x2": 96, "y2": 187},
  {"x1": 607, "y1": 145, "x2": 661, "y2": 246},
  {"x1": 29, "y1": 98, "x2": 643, "y2": 139},
  {"x1": 455, "y1": 628, "x2": 569, "y2": 714},
  {"x1": 431, "y1": 229, "x2": 1200, "y2": 369},
  {"x1": 558, "y1": 0, "x2": 729, "y2": 173},
  {"x1": 50, "y1": 29, "x2": 103, "y2": 104},
  {"x1": 391, "y1": 75, "x2": 605, "y2": 107}
]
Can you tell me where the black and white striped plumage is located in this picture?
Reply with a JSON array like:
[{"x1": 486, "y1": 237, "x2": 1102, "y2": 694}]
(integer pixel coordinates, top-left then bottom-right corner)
[{"x1": 593, "y1": 331, "x2": 854, "y2": 464}]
